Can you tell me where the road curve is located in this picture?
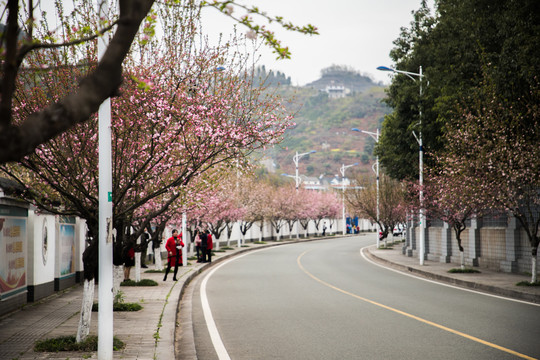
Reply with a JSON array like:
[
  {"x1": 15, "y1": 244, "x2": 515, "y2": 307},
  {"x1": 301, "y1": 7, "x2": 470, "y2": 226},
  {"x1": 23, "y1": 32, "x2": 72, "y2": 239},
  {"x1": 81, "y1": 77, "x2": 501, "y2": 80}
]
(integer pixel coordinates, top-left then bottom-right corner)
[{"x1": 180, "y1": 235, "x2": 540, "y2": 360}]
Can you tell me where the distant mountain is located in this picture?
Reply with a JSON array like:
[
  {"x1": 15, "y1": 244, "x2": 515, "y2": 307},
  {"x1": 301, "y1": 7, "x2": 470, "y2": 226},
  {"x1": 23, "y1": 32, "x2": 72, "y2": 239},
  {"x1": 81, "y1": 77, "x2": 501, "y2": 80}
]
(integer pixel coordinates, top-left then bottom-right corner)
[
  {"x1": 258, "y1": 65, "x2": 390, "y2": 181},
  {"x1": 253, "y1": 65, "x2": 291, "y2": 87}
]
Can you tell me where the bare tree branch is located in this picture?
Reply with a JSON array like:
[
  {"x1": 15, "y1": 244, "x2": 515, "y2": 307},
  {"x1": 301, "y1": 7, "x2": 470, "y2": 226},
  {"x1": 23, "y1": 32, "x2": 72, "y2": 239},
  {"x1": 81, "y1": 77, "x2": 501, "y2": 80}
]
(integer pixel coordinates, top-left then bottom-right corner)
[{"x1": 17, "y1": 20, "x2": 119, "y2": 60}]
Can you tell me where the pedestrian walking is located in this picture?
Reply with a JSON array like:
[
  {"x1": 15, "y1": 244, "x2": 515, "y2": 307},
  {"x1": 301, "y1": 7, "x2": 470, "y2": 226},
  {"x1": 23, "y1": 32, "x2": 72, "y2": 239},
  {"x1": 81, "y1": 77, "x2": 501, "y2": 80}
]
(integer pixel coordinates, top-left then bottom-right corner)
[
  {"x1": 153, "y1": 235, "x2": 163, "y2": 270},
  {"x1": 123, "y1": 243, "x2": 135, "y2": 281},
  {"x1": 205, "y1": 229, "x2": 213, "y2": 263},
  {"x1": 194, "y1": 229, "x2": 202, "y2": 262},
  {"x1": 163, "y1": 229, "x2": 184, "y2": 281},
  {"x1": 199, "y1": 230, "x2": 208, "y2": 263}
]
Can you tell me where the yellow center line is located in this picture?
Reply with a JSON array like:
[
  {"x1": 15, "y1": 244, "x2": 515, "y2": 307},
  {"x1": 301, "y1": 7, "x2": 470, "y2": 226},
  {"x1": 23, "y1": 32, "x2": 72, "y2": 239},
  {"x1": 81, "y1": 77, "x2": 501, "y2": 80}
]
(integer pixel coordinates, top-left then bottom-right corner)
[{"x1": 297, "y1": 250, "x2": 536, "y2": 360}]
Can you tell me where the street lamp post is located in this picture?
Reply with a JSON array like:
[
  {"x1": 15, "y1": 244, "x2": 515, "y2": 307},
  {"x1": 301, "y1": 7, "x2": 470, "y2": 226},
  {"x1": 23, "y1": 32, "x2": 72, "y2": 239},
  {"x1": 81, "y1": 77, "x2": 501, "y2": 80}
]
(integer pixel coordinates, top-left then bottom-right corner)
[
  {"x1": 351, "y1": 128, "x2": 380, "y2": 248},
  {"x1": 283, "y1": 150, "x2": 315, "y2": 238},
  {"x1": 97, "y1": 1, "x2": 113, "y2": 358},
  {"x1": 340, "y1": 163, "x2": 358, "y2": 235},
  {"x1": 293, "y1": 150, "x2": 316, "y2": 191},
  {"x1": 377, "y1": 65, "x2": 425, "y2": 265}
]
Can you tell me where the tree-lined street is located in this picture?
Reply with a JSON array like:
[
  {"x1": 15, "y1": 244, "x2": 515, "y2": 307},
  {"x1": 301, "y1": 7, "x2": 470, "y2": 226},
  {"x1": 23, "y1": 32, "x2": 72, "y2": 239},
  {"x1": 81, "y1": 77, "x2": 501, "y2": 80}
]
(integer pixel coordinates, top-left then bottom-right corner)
[
  {"x1": 1, "y1": 0, "x2": 539, "y2": 358},
  {"x1": 185, "y1": 234, "x2": 540, "y2": 360}
]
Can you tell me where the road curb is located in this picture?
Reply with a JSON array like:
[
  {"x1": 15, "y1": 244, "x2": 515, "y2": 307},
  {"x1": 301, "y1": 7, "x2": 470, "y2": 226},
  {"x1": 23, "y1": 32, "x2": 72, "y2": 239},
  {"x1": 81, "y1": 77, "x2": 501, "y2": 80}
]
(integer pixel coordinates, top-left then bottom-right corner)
[{"x1": 364, "y1": 246, "x2": 540, "y2": 304}]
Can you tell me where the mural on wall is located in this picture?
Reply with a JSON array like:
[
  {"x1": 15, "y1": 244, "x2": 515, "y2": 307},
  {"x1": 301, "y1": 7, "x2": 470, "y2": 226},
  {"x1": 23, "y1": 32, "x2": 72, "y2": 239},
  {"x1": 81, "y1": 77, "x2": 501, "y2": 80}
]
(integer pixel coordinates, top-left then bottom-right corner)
[
  {"x1": 59, "y1": 217, "x2": 75, "y2": 277},
  {"x1": 0, "y1": 206, "x2": 28, "y2": 298}
]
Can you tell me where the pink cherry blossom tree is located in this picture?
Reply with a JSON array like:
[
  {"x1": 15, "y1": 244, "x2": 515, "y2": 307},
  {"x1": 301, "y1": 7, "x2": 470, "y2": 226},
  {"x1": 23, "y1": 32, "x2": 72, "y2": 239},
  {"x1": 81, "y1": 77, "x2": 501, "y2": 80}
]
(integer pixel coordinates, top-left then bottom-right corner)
[
  {"x1": 0, "y1": 0, "x2": 318, "y2": 163},
  {"x1": 276, "y1": 185, "x2": 302, "y2": 239},
  {"x1": 296, "y1": 188, "x2": 319, "y2": 237},
  {"x1": 311, "y1": 190, "x2": 341, "y2": 235},
  {"x1": 236, "y1": 177, "x2": 274, "y2": 243},
  {"x1": 345, "y1": 174, "x2": 407, "y2": 243},
  {"x1": 264, "y1": 185, "x2": 294, "y2": 241},
  {"x1": 440, "y1": 82, "x2": 540, "y2": 282},
  {"x1": 199, "y1": 187, "x2": 245, "y2": 244},
  {"x1": 420, "y1": 166, "x2": 486, "y2": 269},
  {"x1": 1, "y1": 22, "x2": 294, "y2": 341}
]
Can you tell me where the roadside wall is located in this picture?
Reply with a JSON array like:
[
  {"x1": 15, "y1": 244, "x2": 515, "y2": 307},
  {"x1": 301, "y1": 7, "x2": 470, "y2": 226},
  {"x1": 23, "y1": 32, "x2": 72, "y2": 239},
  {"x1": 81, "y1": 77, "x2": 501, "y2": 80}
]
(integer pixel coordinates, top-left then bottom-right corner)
[
  {"x1": 405, "y1": 214, "x2": 539, "y2": 275},
  {"x1": 1, "y1": 202, "x2": 87, "y2": 317},
  {"x1": 8, "y1": 204, "x2": 537, "y2": 318}
]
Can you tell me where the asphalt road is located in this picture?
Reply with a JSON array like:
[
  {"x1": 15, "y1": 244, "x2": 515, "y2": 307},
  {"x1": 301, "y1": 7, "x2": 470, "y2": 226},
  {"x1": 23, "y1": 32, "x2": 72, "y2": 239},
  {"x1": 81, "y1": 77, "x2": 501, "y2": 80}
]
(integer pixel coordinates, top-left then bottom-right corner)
[{"x1": 184, "y1": 235, "x2": 540, "y2": 360}]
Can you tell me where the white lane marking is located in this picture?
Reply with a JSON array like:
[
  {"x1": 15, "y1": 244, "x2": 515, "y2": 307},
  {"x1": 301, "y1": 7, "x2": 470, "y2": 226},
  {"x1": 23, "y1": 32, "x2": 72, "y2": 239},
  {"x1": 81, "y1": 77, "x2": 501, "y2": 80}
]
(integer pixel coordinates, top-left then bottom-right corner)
[
  {"x1": 200, "y1": 248, "x2": 271, "y2": 360},
  {"x1": 360, "y1": 246, "x2": 540, "y2": 307},
  {"x1": 200, "y1": 261, "x2": 231, "y2": 360}
]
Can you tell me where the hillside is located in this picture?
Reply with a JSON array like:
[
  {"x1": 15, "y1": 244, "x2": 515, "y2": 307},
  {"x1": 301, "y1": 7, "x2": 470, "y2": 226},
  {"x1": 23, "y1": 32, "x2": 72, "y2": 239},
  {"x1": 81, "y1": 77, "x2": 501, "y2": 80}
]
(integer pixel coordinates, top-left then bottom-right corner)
[
  {"x1": 260, "y1": 66, "x2": 390, "y2": 181},
  {"x1": 305, "y1": 64, "x2": 382, "y2": 93}
]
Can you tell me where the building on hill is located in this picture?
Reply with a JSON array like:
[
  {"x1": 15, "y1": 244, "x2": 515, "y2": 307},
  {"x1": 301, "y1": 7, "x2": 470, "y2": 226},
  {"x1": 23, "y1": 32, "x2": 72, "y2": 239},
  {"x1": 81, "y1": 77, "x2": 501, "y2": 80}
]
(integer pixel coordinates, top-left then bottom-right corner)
[
  {"x1": 330, "y1": 175, "x2": 352, "y2": 189},
  {"x1": 324, "y1": 85, "x2": 350, "y2": 99},
  {"x1": 305, "y1": 65, "x2": 377, "y2": 96},
  {"x1": 300, "y1": 175, "x2": 326, "y2": 191}
]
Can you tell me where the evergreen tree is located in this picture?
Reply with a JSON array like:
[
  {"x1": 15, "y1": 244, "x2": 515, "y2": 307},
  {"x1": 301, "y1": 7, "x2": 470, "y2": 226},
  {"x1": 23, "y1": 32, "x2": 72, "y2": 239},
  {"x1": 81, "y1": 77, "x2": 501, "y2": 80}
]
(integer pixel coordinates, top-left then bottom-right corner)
[{"x1": 378, "y1": 0, "x2": 540, "y2": 180}]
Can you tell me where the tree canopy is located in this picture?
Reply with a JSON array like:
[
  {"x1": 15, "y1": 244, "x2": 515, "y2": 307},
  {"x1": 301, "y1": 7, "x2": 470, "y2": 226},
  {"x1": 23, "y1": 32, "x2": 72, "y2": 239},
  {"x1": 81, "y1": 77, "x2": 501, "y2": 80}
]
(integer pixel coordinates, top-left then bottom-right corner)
[
  {"x1": 377, "y1": 0, "x2": 540, "y2": 180},
  {"x1": 0, "y1": 0, "x2": 318, "y2": 164}
]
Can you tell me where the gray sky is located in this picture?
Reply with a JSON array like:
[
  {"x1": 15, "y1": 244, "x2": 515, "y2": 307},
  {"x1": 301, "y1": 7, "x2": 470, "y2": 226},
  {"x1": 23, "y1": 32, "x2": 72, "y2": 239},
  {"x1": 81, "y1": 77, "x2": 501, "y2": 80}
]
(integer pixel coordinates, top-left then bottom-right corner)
[{"x1": 200, "y1": 0, "x2": 434, "y2": 86}]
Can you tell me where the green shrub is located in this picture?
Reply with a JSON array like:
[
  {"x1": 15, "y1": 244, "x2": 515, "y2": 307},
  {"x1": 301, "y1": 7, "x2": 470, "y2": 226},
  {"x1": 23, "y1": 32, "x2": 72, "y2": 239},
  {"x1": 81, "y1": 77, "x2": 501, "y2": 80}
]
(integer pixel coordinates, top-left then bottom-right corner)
[
  {"x1": 448, "y1": 268, "x2": 481, "y2": 274},
  {"x1": 121, "y1": 279, "x2": 158, "y2": 286},
  {"x1": 34, "y1": 335, "x2": 125, "y2": 352},
  {"x1": 92, "y1": 302, "x2": 143, "y2": 312},
  {"x1": 145, "y1": 269, "x2": 165, "y2": 273},
  {"x1": 113, "y1": 302, "x2": 143, "y2": 311},
  {"x1": 516, "y1": 281, "x2": 540, "y2": 287}
]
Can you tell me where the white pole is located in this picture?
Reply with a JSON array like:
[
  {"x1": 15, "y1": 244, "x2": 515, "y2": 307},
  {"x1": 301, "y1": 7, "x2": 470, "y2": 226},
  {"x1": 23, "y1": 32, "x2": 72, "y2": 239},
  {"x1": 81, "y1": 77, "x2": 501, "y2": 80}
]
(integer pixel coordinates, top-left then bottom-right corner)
[
  {"x1": 375, "y1": 128, "x2": 380, "y2": 248},
  {"x1": 294, "y1": 152, "x2": 300, "y2": 191},
  {"x1": 418, "y1": 66, "x2": 425, "y2": 266},
  {"x1": 341, "y1": 164, "x2": 346, "y2": 235},
  {"x1": 294, "y1": 152, "x2": 301, "y2": 237},
  {"x1": 97, "y1": 1, "x2": 113, "y2": 357},
  {"x1": 376, "y1": 65, "x2": 425, "y2": 262},
  {"x1": 182, "y1": 213, "x2": 187, "y2": 266},
  {"x1": 135, "y1": 234, "x2": 141, "y2": 282}
]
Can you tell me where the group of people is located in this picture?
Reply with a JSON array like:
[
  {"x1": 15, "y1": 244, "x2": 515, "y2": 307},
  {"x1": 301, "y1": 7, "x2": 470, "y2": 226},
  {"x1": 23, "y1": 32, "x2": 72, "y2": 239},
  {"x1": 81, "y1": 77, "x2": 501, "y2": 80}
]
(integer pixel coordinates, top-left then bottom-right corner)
[
  {"x1": 162, "y1": 228, "x2": 213, "y2": 281},
  {"x1": 121, "y1": 228, "x2": 215, "y2": 283},
  {"x1": 194, "y1": 229, "x2": 213, "y2": 264},
  {"x1": 346, "y1": 223, "x2": 360, "y2": 234}
]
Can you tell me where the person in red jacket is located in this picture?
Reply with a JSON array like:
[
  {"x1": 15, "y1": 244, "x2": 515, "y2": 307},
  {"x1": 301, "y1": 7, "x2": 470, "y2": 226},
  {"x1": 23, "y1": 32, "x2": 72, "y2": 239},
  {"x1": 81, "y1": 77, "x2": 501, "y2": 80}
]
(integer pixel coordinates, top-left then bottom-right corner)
[
  {"x1": 163, "y1": 229, "x2": 184, "y2": 281},
  {"x1": 205, "y1": 229, "x2": 213, "y2": 263}
]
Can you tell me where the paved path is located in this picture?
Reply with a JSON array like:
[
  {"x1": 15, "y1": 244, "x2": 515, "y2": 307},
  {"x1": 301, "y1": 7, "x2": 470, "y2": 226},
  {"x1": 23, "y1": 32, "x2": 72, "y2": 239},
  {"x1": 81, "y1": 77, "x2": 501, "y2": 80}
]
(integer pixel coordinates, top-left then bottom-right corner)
[
  {"x1": 365, "y1": 242, "x2": 540, "y2": 304},
  {"x1": 0, "y1": 235, "x2": 538, "y2": 359}
]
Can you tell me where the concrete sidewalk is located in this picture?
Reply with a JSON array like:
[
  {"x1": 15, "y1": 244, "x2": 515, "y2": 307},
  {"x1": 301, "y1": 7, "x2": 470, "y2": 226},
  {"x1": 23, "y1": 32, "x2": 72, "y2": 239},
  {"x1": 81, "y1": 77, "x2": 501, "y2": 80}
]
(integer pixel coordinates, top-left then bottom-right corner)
[
  {"x1": 0, "y1": 242, "x2": 272, "y2": 360},
  {"x1": 1, "y1": 236, "x2": 538, "y2": 360},
  {"x1": 365, "y1": 242, "x2": 540, "y2": 304}
]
